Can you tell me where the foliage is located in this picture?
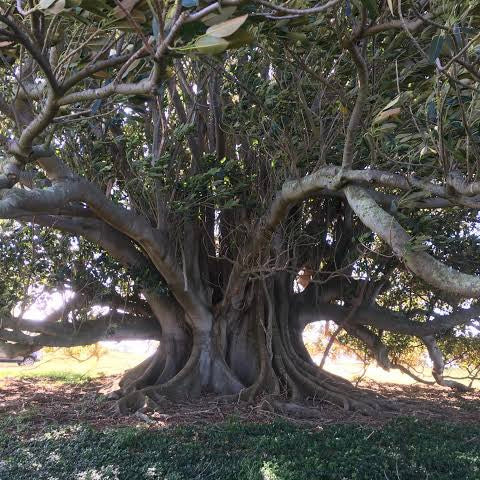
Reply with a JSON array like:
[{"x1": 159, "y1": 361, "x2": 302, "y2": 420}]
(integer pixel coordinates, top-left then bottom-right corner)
[
  {"x1": 1, "y1": 418, "x2": 479, "y2": 480},
  {"x1": 44, "y1": 344, "x2": 109, "y2": 362},
  {"x1": 1, "y1": 370, "x2": 96, "y2": 383}
]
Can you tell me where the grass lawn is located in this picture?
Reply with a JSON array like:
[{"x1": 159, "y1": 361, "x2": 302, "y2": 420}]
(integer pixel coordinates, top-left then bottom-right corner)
[
  {"x1": 2, "y1": 347, "x2": 477, "y2": 389},
  {"x1": 3, "y1": 347, "x2": 478, "y2": 390},
  {"x1": 1, "y1": 416, "x2": 479, "y2": 480},
  {"x1": 1, "y1": 351, "x2": 479, "y2": 480},
  {"x1": 0, "y1": 350, "x2": 148, "y2": 383}
]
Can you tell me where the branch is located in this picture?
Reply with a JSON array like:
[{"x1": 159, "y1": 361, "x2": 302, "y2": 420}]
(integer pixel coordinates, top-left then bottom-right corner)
[
  {"x1": 24, "y1": 214, "x2": 151, "y2": 271},
  {"x1": 361, "y1": 15, "x2": 432, "y2": 38},
  {"x1": 299, "y1": 302, "x2": 480, "y2": 336},
  {"x1": 58, "y1": 77, "x2": 155, "y2": 106},
  {"x1": 422, "y1": 335, "x2": 473, "y2": 391},
  {"x1": 341, "y1": 41, "x2": 368, "y2": 169},
  {"x1": 258, "y1": 164, "x2": 480, "y2": 244},
  {"x1": 390, "y1": 363, "x2": 435, "y2": 385},
  {"x1": 0, "y1": 14, "x2": 60, "y2": 95},
  {"x1": 357, "y1": 305, "x2": 480, "y2": 336},
  {"x1": 253, "y1": 0, "x2": 341, "y2": 15},
  {"x1": 14, "y1": 92, "x2": 58, "y2": 155},
  {"x1": 344, "y1": 185, "x2": 480, "y2": 297},
  {"x1": 447, "y1": 170, "x2": 480, "y2": 197},
  {"x1": 343, "y1": 323, "x2": 391, "y2": 370},
  {"x1": 0, "y1": 312, "x2": 161, "y2": 350},
  {"x1": 0, "y1": 340, "x2": 36, "y2": 358},
  {"x1": 62, "y1": 54, "x2": 135, "y2": 91},
  {"x1": 0, "y1": 158, "x2": 212, "y2": 327}
]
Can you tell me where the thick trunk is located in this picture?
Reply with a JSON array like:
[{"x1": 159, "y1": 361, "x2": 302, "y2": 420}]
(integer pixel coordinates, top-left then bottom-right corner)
[{"x1": 115, "y1": 282, "x2": 383, "y2": 415}]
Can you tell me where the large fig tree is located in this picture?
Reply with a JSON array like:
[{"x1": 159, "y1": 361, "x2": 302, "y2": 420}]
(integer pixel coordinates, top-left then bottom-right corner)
[{"x1": 1, "y1": 0, "x2": 480, "y2": 413}]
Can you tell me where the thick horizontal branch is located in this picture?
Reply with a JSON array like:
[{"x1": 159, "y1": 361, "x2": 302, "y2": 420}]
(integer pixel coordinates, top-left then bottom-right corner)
[
  {"x1": 263, "y1": 165, "x2": 480, "y2": 241},
  {"x1": 58, "y1": 77, "x2": 156, "y2": 106},
  {"x1": 356, "y1": 305, "x2": 480, "y2": 336},
  {"x1": 0, "y1": 340, "x2": 36, "y2": 358},
  {"x1": 0, "y1": 312, "x2": 161, "y2": 350},
  {"x1": 299, "y1": 302, "x2": 480, "y2": 336}
]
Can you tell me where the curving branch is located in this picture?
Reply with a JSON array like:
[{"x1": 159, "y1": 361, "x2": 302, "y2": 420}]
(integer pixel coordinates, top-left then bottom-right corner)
[
  {"x1": 343, "y1": 323, "x2": 391, "y2": 370},
  {"x1": 15, "y1": 92, "x2": 58, "y2": 155},
  {"x1": 253, "y1": 0, "x2": 341, "y2": 15},
  {"x1": 257, "y1": 164, "x2": 480, "y2": 248},
  {"x1": 0, "y1": 159, "x2": 212, "y2": 329},
  {"x1": 422, "y1": 335, "x2": 473, "y2": 391},
  {"x1": 25, "y1": 214, "x2": 152, "y2": 272},
  {"x1": 0, "y1": 13, "x2": 60, "y2": 95},
  {"x1": 344, "y1": 185, "x2": 480, "y2": 297},
  {"x1": 341, "y1": 41, "x2": 368, "y2": 169}
]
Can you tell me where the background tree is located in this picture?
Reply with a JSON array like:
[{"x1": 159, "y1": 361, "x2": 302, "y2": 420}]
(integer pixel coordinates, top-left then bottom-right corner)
[{"x1": 1, "y1": 0, "x2": 480, "y2": 414}]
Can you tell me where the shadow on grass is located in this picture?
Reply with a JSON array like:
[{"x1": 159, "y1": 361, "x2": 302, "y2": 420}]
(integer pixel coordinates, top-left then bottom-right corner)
[{"x1": 1, "y1": 418, "x2": 479, "y2": 480}]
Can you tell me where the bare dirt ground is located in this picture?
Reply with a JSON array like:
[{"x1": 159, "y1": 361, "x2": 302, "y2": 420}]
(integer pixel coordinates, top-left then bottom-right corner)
[{"x1": 1, "y1": 376, "x2": 479, "y2": 434}]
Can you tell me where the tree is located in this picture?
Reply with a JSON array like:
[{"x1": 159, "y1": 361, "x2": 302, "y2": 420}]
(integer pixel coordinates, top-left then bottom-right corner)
[{"x1": 1, "y1": 0, "x2": 480, "y2": 414}]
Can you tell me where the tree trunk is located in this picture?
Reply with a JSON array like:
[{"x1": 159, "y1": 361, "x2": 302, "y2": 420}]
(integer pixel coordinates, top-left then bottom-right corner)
[{"x1": 114, "y1": 276, "x2": 383, "y2": 415}]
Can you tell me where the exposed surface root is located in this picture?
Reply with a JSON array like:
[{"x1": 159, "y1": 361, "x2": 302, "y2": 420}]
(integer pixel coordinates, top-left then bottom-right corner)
[
  {"x1": 115, "y1": 339, "x2": 245, "y2": 411},
  {"x1": 112, "y1": 292, "x2": 390, "y2": 416},
  {"x1": 3, "y1": 376, "x2": 480, "y2": 436}
]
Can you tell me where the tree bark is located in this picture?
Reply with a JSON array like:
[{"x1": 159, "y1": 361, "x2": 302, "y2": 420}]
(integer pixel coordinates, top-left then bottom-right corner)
[{"x1": 114, "y1": 276, "x2": 383, "y2": 415}]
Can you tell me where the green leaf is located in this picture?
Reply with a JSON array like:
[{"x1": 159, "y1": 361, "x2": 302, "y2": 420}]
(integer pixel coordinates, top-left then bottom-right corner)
[
  {"x1": 386, "y1": 0, "x2": 394, "y2": 15},
  {"x1": 206, "y1": 14, "x2": 248, "y2": 38},
  {"x1": 194, "y1": 35, "x2": 229, "y2": 55},
  {"x1": 382, "y1": 95, "x2": 401, "y2": 111},
  {"x1": 181, "y1": 0, "x2": 198, "y2": 7},
  {"x1": 360, "y1": 0, "x2": 378, "y2": 19},
  {"x1": 224, "y1": 198, "x2": 239, "y2": 208},
  {"x1": 377, "y1": 122, "x2": 397, "y2": 132},
  {"x1": 152, "y1": 16, "x2": 159, "y2": 38},
  {"x1": 226, "y1": 29, "x2": 255, "y2": 49},
  {"x1": 121, "y1": 58, "x2": 141, "y2": 79},
  {"x1": 79, "y1": 0, "x2": 111, "y2": 17},
  {"x1": 47, "y1": 0, "x2": 66, "y2": 15},
  {"x1": 202, "y1": 6, "x2": 237, "y2": 27},
  {"x1": 429, "y1": 35, "x2": 445, "y2": 64},
  {"x1": 453, "y1": 24, "x2": 463, "y2": 48},
  {"x1": 286, "y1": 31, "x2": 307, "y2": 43},
  {"x1": 37, "y1": 0, "x2": 57, "y2": 9}
]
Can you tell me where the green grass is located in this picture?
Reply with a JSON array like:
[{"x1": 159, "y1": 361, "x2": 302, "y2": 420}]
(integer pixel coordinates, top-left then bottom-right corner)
[
  {"x1": 4, "y1": 370, "x2": 97, "y2": 383},
  {"x1": 0, "y1": 350, "x2": 148, "y2": 383},
  {"x1": 2, "y1": 349, "x2": 478, "y2": 389},
  {"x1": 1, "y1": 417, "x2": 479, "y2": 480}
]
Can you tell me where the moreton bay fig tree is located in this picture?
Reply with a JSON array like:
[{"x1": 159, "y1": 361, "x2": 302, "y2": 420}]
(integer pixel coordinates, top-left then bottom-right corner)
[{"x1": 1, "y1": 0, "x2": 480, "y2": 414}]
